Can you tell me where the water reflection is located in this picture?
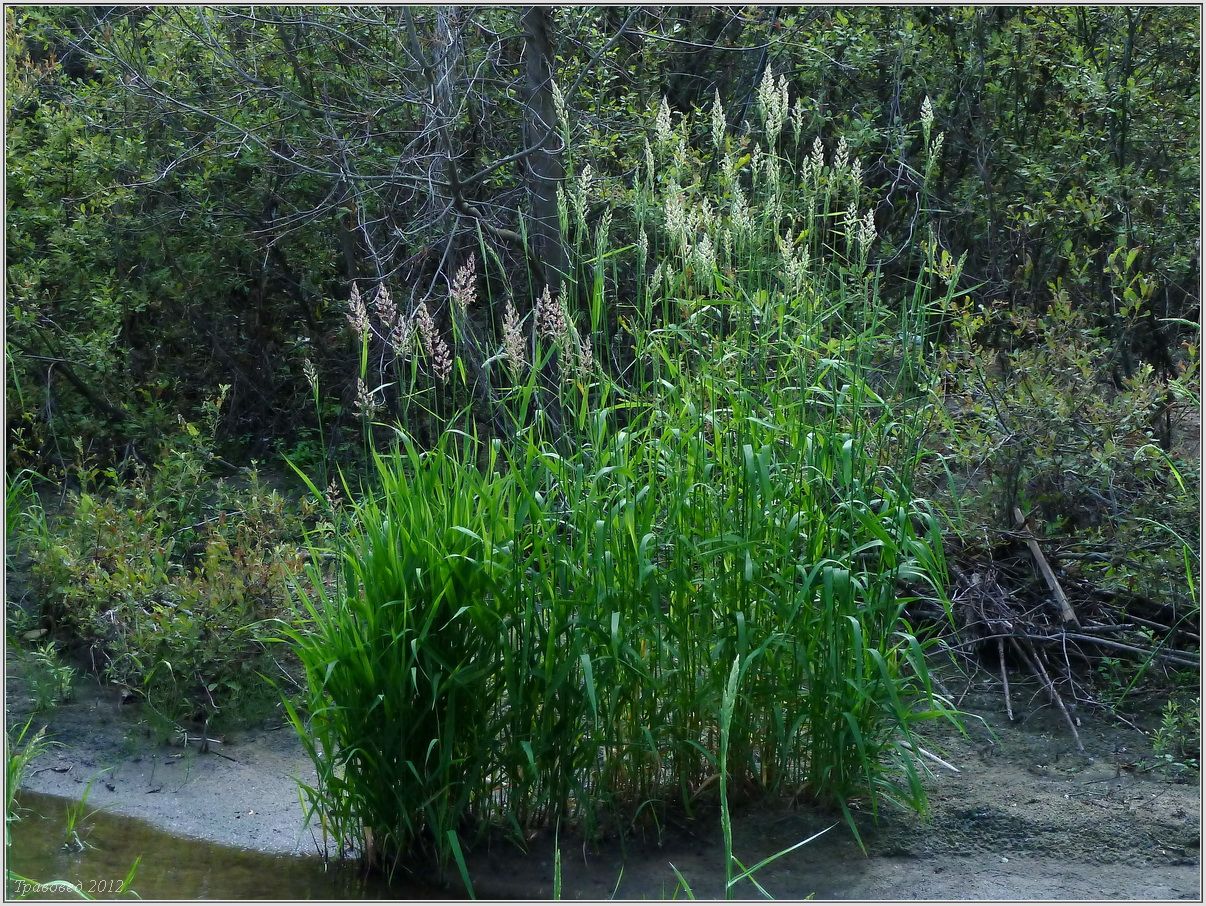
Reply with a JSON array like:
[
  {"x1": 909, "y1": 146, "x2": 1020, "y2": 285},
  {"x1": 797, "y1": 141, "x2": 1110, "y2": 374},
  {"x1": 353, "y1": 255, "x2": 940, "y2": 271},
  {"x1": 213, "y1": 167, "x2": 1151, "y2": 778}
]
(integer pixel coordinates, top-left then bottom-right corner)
[{"x1": 7, "y1": 792, "x2": 452, "y2": 900}]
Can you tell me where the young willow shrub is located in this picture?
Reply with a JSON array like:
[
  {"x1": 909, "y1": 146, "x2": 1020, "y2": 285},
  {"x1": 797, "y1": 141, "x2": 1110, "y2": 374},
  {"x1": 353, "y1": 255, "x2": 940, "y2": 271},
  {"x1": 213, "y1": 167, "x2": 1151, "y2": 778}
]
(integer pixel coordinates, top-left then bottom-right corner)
[{"x1": 285, "y1": 79, "x2": 961, "y2": 875}]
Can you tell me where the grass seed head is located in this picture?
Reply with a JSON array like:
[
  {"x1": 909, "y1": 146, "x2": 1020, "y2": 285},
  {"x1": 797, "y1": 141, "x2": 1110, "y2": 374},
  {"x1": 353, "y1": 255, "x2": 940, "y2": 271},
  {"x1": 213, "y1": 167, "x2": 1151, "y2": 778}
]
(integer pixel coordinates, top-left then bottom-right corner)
[
  {"x1": 373, "y1": 284, "x2": 396, "y2": 327},
  {"x1": 711, "y1": 89, "x2": 725, "y2": 151},
  {"x1": 353, "y1": 377, "x2": 378, "y2": 418},
  {"x1": 347, "y1": 281, "x2": 369, "y2": 336},
  {"x1": 450, "y1": 255, "x2": 477, "y2": 316},
  {"x1": 574, "y1": 331, "x2": 593, "y2": 384},
  {"x1": 655, "y1": 95, "x2": 673, "y2": 147},
  {"x1": 535, "y1": 285, "x2": 567, "y2": 342},
  {"x1": 502, "y1": 299, "x2": 527, "y2": 375}
]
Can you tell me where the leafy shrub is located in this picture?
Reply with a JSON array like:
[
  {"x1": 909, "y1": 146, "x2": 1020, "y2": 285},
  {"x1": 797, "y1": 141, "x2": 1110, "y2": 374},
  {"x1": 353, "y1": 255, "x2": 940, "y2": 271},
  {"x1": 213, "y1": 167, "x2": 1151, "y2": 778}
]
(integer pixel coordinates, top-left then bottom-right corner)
[
  {"x1": 929, "y1": 283, "x2": 1200, "y2": 612},
  {"x1": 23, "y1": 429, "x2": 306, "y2": 727}
]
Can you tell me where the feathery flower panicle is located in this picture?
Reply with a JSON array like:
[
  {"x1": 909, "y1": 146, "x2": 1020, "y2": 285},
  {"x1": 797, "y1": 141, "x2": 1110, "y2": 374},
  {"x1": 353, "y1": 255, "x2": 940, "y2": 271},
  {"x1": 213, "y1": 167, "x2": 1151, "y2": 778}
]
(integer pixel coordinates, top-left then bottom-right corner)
[
  {"x1": 693, "y1": 234, "x2": 716, "y2": 277},
  {"x1": 390, "y1": 316, "x2": 413, "y2": 360},
  {"x1": 429, "y1": 332, "x2": 453, "y2": 383},
  {"x1": 302, "y1": 358, "x2": 318, "y2": 393},
  {"x1": 845, "y1": 202, "x2": 860, "y2": 250},
  {"x1": 811, "y1": 137, "x2": 825, "y2": 174},
  {"x1": 833, "y1": 136, "x2": 849, "y2": 173},
  {"x1": 643, "y1": 138, "x2": 656, "y2": 183},
  {"x1": 721, "y1": 151, "x2": 737, "y2": 187},
  {"x1": 371, "y1": 288, "x2": 395, "y2": 323},
  {"x1": 556, "y1": 183, "x2": 569, "y2": 232},
  {"x1": 757, "y1": 66, "x2": 775, "y2": 113},
  {"x1": 578, "y1": 164, "x2": 594, "y2": 205},
  {"x1": 777, "y1": 228, "x2": 796, "y2": 262},
  {"x1": 325, "y1": 479, "x2": 343, "y2": 511},
  {"x1": 925, "y1": 131, "x2": 945, "y2": 187},
  {"x1": 535, "y1": 285, "x2": 567, "y2": 342},
  {"x1": 791, "y1": 97, "x2": 806, "y2": 146},
  {"x1": 353, "y1": 378, "x2": 378, "y2": 418},
  {"x1": 413, "y1": 300, "x2": 452, "y2": 382},
  {"x1": 858, "y1": 210, "x2": 877, "y2": 255},
  {"x1": 730, "y1": 183, "x2": 752, "y2": 237},
  {"x1": 572, "y1": 165, "x2": 594, "y2": 226},
  {"x1": 768, "y1": 195, "x2": 783, "y2": 231},
  {"x1": 757, "y1": 66, "x2": 789, "y2": 146},
  {"x1": 595, "y1": 209, "x2": 612, "y2": 257},
  {"x1": 654, "y1": 96, "x2": 673, "y2": 147},
  {"x1": 414, "y1": 300, "x2": 436, "y2": 351},
  {"x1": 944, "y1": 250, "x2": 968, "y2": 288},
  {"x1": 649, "y1": 263, "x2": 665, "y2": 297},
  {"x1": 920, "y1": 95, "x2": 934, "y2": 139},
  {"x1": 721, "y1": 227, "x2": 734, "y2": 265},
  {"x1": 765, "y1": 154, "x2": 781, "y2": 195},
  {"x1": 450, "y1": 255, "x2": 477, "y2": 315},
  {"x1": 373, "y1": 284, "x2": 396, "y2": 327},
  {"x1": 551, "y1": 79, "x2": 567, "y2": 128},
  {"x1": 672, "y1": 133, "x2": 689, "y2": 174},
  {"x1": 637, "y1": 227, "x2": 649, "y2": 264},
  {"x1": 778, "y1": 229, "x2": 806, "y2": 289},
  {"x1": 501, "y1": 299, "x2": 526, "y2": 374},
  {"x1": 711, "y1": 89, "x2": 726, "y2": 151},
  {"x1": 850, "y1": 156, "x2": 863, "y2": 187},
  {"x1": 347, "y1": 282, "x2": 369, "y2": 336},
  {"x1": 663, "y1": 184, "x2": 688, "y2": 253},
  {"x1": 574, "y1": 332, "x2": 593, "y2": 384}
]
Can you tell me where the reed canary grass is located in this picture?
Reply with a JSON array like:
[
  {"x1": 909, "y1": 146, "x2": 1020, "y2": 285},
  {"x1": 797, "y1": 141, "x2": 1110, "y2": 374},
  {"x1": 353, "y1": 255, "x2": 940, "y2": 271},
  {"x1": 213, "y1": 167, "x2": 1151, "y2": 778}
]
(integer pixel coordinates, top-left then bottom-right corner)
[{"x1": 284, "y1": 96, "x2": 963, "y2": 881}]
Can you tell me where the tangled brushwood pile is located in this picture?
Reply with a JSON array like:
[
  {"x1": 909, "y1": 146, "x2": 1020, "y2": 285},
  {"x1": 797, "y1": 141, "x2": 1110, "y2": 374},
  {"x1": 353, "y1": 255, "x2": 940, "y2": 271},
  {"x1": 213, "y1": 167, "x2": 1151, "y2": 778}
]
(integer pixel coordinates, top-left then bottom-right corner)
[{"x1": 937, "y1": 526, "x2": 1199, "y2": 752}]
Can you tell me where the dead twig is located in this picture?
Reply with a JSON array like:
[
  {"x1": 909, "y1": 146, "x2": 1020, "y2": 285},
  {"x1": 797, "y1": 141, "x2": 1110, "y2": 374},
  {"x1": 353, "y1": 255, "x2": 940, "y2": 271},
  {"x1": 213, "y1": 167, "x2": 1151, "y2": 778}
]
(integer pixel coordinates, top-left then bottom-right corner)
[
  {"x1": 1011, "y1": 636, "x2": 1084, "y2": 753},
  {"x1": 997, "y1": 637, "x2": 1013, "y2": 721}
]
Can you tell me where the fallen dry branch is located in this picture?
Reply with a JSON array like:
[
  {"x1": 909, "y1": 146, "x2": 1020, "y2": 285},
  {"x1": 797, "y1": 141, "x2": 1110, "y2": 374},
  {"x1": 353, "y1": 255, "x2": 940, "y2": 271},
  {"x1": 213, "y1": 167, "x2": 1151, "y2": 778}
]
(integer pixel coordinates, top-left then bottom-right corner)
[{"x1": 1013, "y1": 506, "x2": 1079, "y2": 627}]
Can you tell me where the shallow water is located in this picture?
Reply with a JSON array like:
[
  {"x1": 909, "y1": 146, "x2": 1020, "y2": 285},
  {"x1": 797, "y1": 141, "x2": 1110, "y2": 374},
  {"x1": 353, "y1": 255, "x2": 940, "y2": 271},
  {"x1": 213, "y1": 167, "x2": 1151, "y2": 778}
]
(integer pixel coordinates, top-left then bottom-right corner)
[{"x1": 6, "y1": 792, "x2": 450, "y2": 900}]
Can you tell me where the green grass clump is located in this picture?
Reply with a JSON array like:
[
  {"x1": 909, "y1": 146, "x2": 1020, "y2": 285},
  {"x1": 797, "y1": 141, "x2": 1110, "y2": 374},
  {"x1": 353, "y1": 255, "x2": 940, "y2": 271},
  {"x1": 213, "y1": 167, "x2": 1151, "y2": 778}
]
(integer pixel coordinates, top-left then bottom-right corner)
[
  {"x1": 285, "y1": 369, "x2": 955, "y2": 874},
  {"x1": 283, "y1": 86, "x2": 961, "y2": 879},
  {"x1": 6, "y1": 719, "x2": 52, "y2": 848}
]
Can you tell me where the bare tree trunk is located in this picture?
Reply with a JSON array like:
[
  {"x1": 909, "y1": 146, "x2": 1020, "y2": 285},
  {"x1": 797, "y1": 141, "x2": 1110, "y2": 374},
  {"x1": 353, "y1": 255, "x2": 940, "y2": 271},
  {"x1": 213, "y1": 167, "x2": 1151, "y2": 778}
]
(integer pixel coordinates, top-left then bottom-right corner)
[{"x1": 520, "y1": 7, "x2": 567, "y2": 296}]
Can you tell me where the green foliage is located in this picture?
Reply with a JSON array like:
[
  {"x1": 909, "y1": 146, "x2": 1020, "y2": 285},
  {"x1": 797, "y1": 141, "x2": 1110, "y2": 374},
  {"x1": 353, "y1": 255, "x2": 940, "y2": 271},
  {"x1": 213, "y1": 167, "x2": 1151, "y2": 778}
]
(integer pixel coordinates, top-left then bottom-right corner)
[
  {"x1": 283, "y1": 101, "x2": 960, "y2": 878},
  {"x1": 61, "y1": 781, "x2": 95, "y2": 852},
  {"x1": 20, "y1": 415, "x2": 307, "y2": 728},
  {"x1": 5, "y1": 7, "x2": 338, "y2": 468},
  {"x1": 6, "y1": 8, "x2": 1197, "y2": 476},
  {"x1": 930, "y1": 283, "x2": 1200, "y2": 613},
  {"x1": 6, "y1": 712, "x2": 140, "y2": 898},
  {"x1": 20, "y1": 643, "x2": 76, "y2": 713},
  {"x1": 1152, "y1": 696, "x2": 1200, "y2": 773},
  {"x1": 282, "y1": 438, "x2": 510, "y2": 875}
]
